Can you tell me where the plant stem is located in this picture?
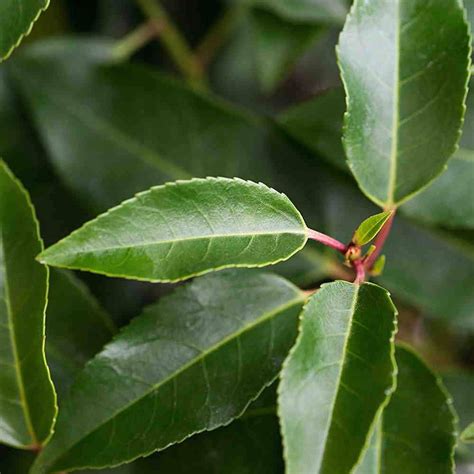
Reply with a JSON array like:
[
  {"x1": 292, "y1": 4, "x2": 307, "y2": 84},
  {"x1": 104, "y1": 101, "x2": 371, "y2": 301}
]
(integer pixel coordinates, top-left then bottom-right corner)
[
  {"x1": 196, "y1": 5, "x2": 243, "y2": 68},
  {"x1": 364, "y1": 210, "x2": 396, "y2": 270},
  {"x1": 353, "y1": 260, "x2": 366, "y2": 284},
  {"x1": 135, "y1": 0, "x2": 206, "y2": 90},
  {"x1": 112, "y1": 21, "x2": 160, "y2": 61},
  {"x1": 307, "y1": 229, "x2": 347, "y2": 254}
]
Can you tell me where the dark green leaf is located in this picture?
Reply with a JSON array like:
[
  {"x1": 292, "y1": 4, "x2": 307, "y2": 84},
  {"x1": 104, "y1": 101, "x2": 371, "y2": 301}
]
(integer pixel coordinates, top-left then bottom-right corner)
[
  {"x1": 0, "y1": 161, "x2": 56, "y2": 449},
  {"x1": 337, "y1": 0, "x2": 471, "y2": 207},
  {"x1": 352, "y1": 211, "x2": 392, "y2": 246},
  {"x1": 461, "y1": 423, "x2": 474, "y2": 443},
  {"x1": 31, "y1": 269, "x2": 305, "y2": 473},
  {"x1": 355, "y1": 345, "x2": 457, "y2": 473},
  {"x1": 149, "y1": 386, "x2": 283, "y2": 474},
  {"x1": 278, "y1": 281, "x2": 397, "y2": 474},
  {"x1": 38, "y1": 178, "x2": 308, "y2": 282},
  {"x1": 46, "y1": 269, "x2": 116, "y2": 398},
  {"x1": 251, "y1": 9, "x2": 323, "y2": 93},
  {"x1": 0, "y1": 0, "x2": 49, "y2": 61}
]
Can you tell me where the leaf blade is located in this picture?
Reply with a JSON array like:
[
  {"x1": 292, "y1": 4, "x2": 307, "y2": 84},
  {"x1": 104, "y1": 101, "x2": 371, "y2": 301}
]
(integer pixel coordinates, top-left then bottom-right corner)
[
  {"x1": 461, "y1": 423, "x2": 474, "y2": 443},
  {"x1": 353, "y1": 211, "x2": 392, "y2": 246},
  {"x1": 0, "y1": 160, "x2": 56, "y2": 449},
  {"x1": 38, "y1": 178, "x2": 308, "y2": 282},
  {"x1": 337, "y1": 0, "x2": 471, "y2": 207},
  {"x1": 31, "y1": 269, "x2": 305, "y2": 473},
  {"x1": 355, "y1": 345, "x2": 457, "y2": 473},
  {"x1": 0, "y1": 0, "x2": 49, "y2": 61},
  {"x1": 278, "y1": 281, "x2": 398, "y2": 474}
]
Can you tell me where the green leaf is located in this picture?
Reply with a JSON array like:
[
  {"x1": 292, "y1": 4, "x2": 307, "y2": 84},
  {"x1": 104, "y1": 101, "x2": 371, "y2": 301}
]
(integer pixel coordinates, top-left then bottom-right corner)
[
  {"x1": 352, "y1": 211, "x2": 392, "y2": 246},
  {"x1": 251, "y1": 9, "x2": 323, "y2": 93},
  {"x1": 46, "y1": 269, "x2": 116, "y2": 398},
  {"x1": 401, "y1": 82, "x2": 474, "y2": 228},
  {"x1": 0, "y1": 161, "x2": 56, "y2": 449},
  {"x1": 278, "y1": 281, "x2": 398, "y2": 474},
  {"x1": 355, "y1": 345, "x2": 457, "y2": 473},
  {"x1": 370, "y1": 255, "x2": 386, "y2": 277},
  {"x1": 149, "y1": 386, "x2": 283, "y2": 473},
  {"x1": 38, "y1": 177, "x2": 308, "y2": 283},
  {"x1": 461, "y1": 423, "x2": 474, "y2": 443},
  {"x1": 0, "y1": 0, "x2": 49, "y2": 61},
  {"x1": 247, "y1": 0, "x2": 348, "y2": 25},
  {"x1": 31, "y1": 269, "x2": 305, "y2": 473},
  {"x1": 337, "y1": 0, "x2": 471, "y2": 207}
]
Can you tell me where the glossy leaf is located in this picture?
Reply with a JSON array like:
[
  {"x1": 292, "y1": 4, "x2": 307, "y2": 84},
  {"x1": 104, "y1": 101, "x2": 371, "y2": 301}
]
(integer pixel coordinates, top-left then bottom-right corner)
[
  {"x1": 31, "y1": 269, "x2": 305, "y2": 473},
  {"x1": 150, "y1": 386, "x2": 283, "y2": 473},
  {"x1": 352, "y1": 211, "x2": 392, "y2": 246},
  {"x1": 0, "y1": 161, "x2": 56, "y2": 449},
  {"x1": 247, "y1": 0, "x2": 347, "y2": 25},
  {"x1": 38, "y1": 177, "x2": 308, "y2": 282},
  {"x1": 401, "y1": 82, "x2": 474, "y2": 228},
  {"x1": 251, "y1": 9, "x2": 323, "y2": 93},
  {"x1": 46, "y1": 269, "x2": 116, "y2": 398},
  {"x1": 461, "y1": 423, "x2": 474, "y2": 443},
  {"x1": 278, "y1": 281, "x2": 398, "y2": 474},
  {"x1": 355, "y1": 345, "x2": 457, "y2": 473},
  {"x1": 337, "y1": 0, "x2": 471, "y2": 207},
  {"x1": 0, "y1": 0, "x2": 49, "y2": 61}
]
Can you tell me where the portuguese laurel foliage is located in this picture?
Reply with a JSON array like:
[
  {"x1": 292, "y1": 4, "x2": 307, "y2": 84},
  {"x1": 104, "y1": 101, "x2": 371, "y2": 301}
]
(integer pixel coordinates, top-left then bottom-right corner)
[{"x1": 0, "y1": 0, "x2": 472, "y2": 473}]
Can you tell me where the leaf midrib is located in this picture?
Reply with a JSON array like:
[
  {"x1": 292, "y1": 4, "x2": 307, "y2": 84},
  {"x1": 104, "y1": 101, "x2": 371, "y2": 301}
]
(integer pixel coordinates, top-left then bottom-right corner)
[
  {"x1": 387, "y1": 0, "x2": 401, "y2": 206},
  {"x1": 0, "y1": 225, "x2": 38, "y2": 447},
  {"x1": 318, "y1": 283, "x2": 359, "y2": 471},
  {"x1": 41, "y1": 229, "x2": 308, "y2": 261},
  {"x1": 47, "y1": 294, "x2": 305, "y2": 471}
]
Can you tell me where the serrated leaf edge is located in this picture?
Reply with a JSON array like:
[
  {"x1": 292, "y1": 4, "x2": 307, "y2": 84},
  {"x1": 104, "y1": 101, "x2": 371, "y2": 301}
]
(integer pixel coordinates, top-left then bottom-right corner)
[
  {"x1": 0, "y1": 159, "x2": 58, "y2": 449},
  {"x1": 37, "y1": 177, "x2": 309, "y2": 283}
]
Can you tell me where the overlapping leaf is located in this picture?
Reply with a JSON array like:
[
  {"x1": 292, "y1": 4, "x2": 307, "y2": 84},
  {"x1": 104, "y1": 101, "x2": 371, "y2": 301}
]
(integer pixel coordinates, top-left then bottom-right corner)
[
  {"x1": 0, "y1": 161, "x2": 56, "y2": 449},
  {"x1": 46, "y1": 269, "x2": 116, "y2": 398},
  {"x1": 278, "y1": 281, "x2": 397, "y2": 474},
  {"x1": 0, "y1": 0, "x2": 49, "y2": 61},
  {"x1": 355, "y1": 345, "x2": 457, "y2": 473},
  {"x1": 31, "y1": 269, "x2": 305, "y2": 473},
  {"x1": 38, "y1": 178, "x2": 308, "y2": 282},
  {"x1": 337, "y1": 0, "x2": 471, "y2": 207}
]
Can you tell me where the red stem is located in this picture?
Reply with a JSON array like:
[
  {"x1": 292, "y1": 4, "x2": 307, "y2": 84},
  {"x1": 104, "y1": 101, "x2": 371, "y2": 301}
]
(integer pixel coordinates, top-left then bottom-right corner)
[
  {"x1": 307, "y1": 229, "x2": 347, "y2": 254},
  {"x1": 364, "y1": 210, "x2": 396, "y2": 270},
  {"x1": 354, "y1": 260, "x2": 366, "y2": 284}
]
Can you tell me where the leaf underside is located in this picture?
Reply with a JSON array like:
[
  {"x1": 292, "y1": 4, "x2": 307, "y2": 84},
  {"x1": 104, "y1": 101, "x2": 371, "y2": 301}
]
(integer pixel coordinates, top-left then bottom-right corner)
[
  {"x1": 338, "y1": 0, "x2": 471, "y2": 207},
  {"x1": 278, "y1": 281, "x2": 398, "y2": 474},
  {"x1": 0, "y1": 161, "x2": 56, "y2": 449},
  {"x1": 355, "y1": 345, "x2": 457, "y2": 473},
  {"x1": 38, "y1": 177, "x2": 308, "y2": 282},
  {"x1": 31, "y1": 269, "x2": 304, "y2": 473}
]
